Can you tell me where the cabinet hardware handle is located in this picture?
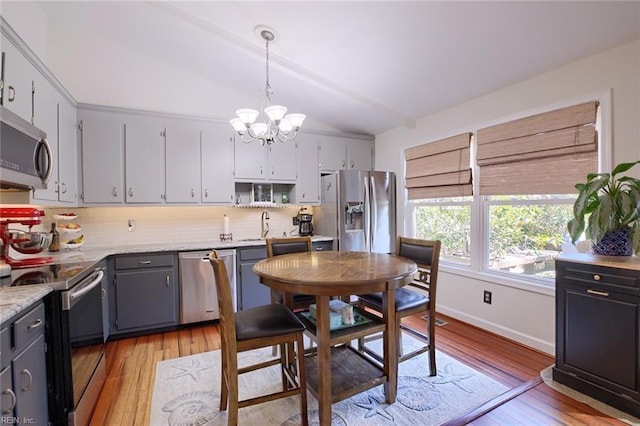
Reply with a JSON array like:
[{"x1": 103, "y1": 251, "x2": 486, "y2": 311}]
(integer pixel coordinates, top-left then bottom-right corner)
[
  {"x1": 54, "y1": 181, "x2": 59, "y2": 193},
  {"x1": 129, "y1": 187, "x2": 133, "y2": 197},
  {"x1": 7, "y1": 85, "x2": 15, "y2": 102},
  {"x1": 206, "y1": 308, "x2": 215, "y2": 313},
  {"x1": 139, "y1": 260, "x2": 151, "y2": 265},
  {"x1": 61, "y1": 183, "x2": 67, "y2": 194},
  {"x1": 341, "y1": 160, "x2": 345, "y2": 168},
  {"x1": 191, "y1": 189, "x2": 195, "y2": 198},
  {"x1": 350, "y1": 161, "x2": 354, "y2": 168},
  {"x1": 1, "y1": 389, "x2": 16, "y2": 414},
  {"x1": 112, "y1": 187, "x2": 118, "y2": 197},
  {"x1": 205, "y1": 189, "x2": 208, "y2": 198},
  {"x1": 20, "y1": 369, "x2": 32, "y2": 392},
  {"x1": 587, "y1": 289, "x2": 609, "y2": 297},
  {"x1": 27, "y1": 319, "x2": 43, "y2": 330},
  {"x1": 260, "y1": 166, "x2": 263, "y2": 175},
  {"x1": 593, "y1": 274, "x2": 601, "y2": 281},
  {"x1": 101, "y1": 288, "x2": 107, "y2": 299},
  {"x1": 166, "y1": 276, "x2": 170, "y2": 287}
]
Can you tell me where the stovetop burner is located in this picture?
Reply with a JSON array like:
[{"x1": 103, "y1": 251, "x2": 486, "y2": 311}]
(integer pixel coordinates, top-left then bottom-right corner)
[{"x1": 0, "y1": 260, "x2": 100, "y2": 290}]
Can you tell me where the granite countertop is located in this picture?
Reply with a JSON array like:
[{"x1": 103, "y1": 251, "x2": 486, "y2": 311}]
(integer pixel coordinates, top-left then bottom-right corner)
[
  {"x1": 0, "y1": 285, "x2": 53, "y2": 325},
  {"x1": 0, "y1": 235, "x2": 333, "y2": 324}
]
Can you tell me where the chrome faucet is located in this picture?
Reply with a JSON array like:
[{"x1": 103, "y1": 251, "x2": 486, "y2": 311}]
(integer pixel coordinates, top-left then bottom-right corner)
[{"x1": 261, "y1": 210, "x2": 270, "y2": 238}]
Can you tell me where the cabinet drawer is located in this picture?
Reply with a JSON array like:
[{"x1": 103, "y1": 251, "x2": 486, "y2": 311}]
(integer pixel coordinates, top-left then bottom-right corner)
[
  {"x1": 557, "y1": 260, "x2": 640, "y2": 296},
  {"x1": 312, "y1": 241, "x2": 333, "y2": 251},
  {"x1": 13, "y1": 303, "x2": 45, "y2": 350},
  {"x1": 239, "y1": 248, "x2": 267, "y2": 261},
  {"x1": 115, "y1": 253, "x2": 175, "y2": 269}
]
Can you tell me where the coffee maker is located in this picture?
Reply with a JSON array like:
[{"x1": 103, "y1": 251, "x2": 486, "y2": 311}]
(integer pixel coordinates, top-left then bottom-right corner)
[{"x1": 297, "y1": 208, "x2": 313, "y2": 236}]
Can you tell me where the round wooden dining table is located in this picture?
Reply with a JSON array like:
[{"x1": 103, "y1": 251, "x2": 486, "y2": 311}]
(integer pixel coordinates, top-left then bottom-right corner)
[{"x1": 253, "y1": 250, "x2": 417, "y2": 426}]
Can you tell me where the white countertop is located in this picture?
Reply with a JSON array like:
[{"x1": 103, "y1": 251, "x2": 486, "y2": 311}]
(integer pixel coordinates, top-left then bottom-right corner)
[{"x1": 0, "y1": 235, "x2": 333, "y2": 324}]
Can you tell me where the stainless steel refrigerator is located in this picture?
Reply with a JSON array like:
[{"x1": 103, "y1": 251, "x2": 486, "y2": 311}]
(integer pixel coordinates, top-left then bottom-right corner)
[{"x1": 315, "y1": 170, "x2": 396, "y2": 253}]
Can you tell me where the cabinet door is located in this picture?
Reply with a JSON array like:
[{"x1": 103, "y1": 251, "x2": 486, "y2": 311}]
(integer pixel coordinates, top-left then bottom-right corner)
[
  {"x1": 238, "y1": 260, "x2": 271, "y2": 310},
  {"x1": 115, "y1": 269, "x2": 177, "y2": 330},
  {"x1": 1, "y1": 34, "x2": 34, "y2": 121},
  {"x1": 268, "y1": 142, "x2": 297, "y2": 181},
  {"x1": 12, "y1": 335, "x2": 48, "y2": 425},
  {"x1": 124, "y1": 120, "x2": 164, "y2": 203},
  {"x1": 31, "y1": 74, "x2": 59, "y2": 202},
  {"x1": 80, "y1": 119, "x2": 124, "y2": 203},
  {"x1": 295, "y1": 135, "x2": 320, "y2": 204},
  {"x1": 234, "y1": 138, "x2": 266, "y2": 180},
  {"x1": 202, "y1": 123, "x2": 235, "y2": 204},
  {"x1": 0, "y1": 366, "x2": 13, "y2": 419},
  {"x1": 165, "y1": 124, "x2": 201, "y2": 203},
  {"x1": 57, "y1": 95, "x2": 78, "y2": 203},
  {"x1": 347, "y1": 138, "x2": 373, "y2": 170},
  {"x1": 319, "y1": 136, "x2": 347, "y2": 171}
]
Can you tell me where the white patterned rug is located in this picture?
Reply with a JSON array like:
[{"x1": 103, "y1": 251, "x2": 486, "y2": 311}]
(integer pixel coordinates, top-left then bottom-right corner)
[{"x1": 150, "y1": 337, "x2": 507, "y2": 426}]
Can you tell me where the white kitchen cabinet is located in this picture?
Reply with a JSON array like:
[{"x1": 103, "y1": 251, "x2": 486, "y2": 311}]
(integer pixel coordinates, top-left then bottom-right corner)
[
  {"x1": 0, "y1": 34, "x2": 35, "y2": 122},
  {"x1": 57, "y1": 95, "x2": 78, "y2": 203},
  {"x1": 233, "y1": 137, "x2": 297, "y2": 182},
  {"x1": 319, "y1": 135, "x2": 373, "y2": 171},
  {"x1": 80, "y1": 117, "x2": 124, "y2": 204},
  {"x1": 292, "y1": 134, "x2": 321, "y2": 205},
  {"x1": 202, "y1": 123, "x2": 235, "y2": 204},
  {"x1": 30, "y1": 72, "x2": 59, "y2": 202},
  {"x1": 124, "y1": 119, "x2": 165, "y2": 203},
  {"x1": 165, "y1": 123, "x2": 201, "y2": 203}
]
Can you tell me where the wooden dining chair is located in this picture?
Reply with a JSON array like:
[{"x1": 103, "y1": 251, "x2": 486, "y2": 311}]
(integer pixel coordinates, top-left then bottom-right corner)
[
  {"x1": 266, "y1": 236, "x2": 316, "y2": 312},
  {"x1": 357, "y1": 237, "x2": 441, "y2": 376},
  {"x1": 209, "y1": 250, "x2": 308, "y2": 426}
]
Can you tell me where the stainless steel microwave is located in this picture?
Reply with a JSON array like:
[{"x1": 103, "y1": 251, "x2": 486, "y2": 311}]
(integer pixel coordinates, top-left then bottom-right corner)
[{"x1": 0, "y1": 105, "x2": 52, "y2": 190}]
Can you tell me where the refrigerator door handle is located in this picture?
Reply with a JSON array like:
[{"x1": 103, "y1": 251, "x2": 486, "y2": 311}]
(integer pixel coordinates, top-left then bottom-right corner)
[
  {"x1": 370, "y1": 174, "x2": 377, "y2": 250},
  {"x1": 363, "y1": 175, "x2": 371, "y2": 252}
]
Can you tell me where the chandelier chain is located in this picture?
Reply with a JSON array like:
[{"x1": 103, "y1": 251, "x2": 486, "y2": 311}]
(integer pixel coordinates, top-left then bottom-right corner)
[{"x1": 264, "y1": 38, "x2": 272, "y2": 102}]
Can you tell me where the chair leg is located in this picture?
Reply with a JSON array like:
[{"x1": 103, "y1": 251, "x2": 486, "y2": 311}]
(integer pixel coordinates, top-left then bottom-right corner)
[
  {"x1": 228, "y1": 356, "x2": 239, "y2": 426},
  {"x1": 296, "y1": 333, "x2": 309, "y2": 426},
  {"x1": 428, "y1": 312, "x2": 436, "y2": 376},
  {"x1": 280, "y1": 343, "x2": 288, "y2": 390},
  {"x1": 219, "y1": 346, "x2": 228, "y2": 410}
]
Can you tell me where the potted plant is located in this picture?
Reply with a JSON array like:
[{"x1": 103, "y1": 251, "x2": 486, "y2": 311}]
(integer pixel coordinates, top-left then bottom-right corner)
[{"x1": 568, "y1": 161, "x2": 640, "y2": 256}]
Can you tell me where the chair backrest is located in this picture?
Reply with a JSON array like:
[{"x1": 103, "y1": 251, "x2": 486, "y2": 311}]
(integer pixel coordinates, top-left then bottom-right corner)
[
  {"x1": 266, "y1": 236, "x2": 312, "y2": 258},
  {"x1": 396, "y1": 236, "x2": 441, "y2": 300},
  {"x1": 209, "y1": 250, "x2": 237, "y2": 346}
]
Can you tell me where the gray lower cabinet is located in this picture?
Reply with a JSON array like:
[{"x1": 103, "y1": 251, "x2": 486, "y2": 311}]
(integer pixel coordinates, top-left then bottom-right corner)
[
  {"x1": 0, "y1": 303, "x2": 48, "y2": 425},
  {"x1": 236, "y1": 241, "x2": 333, "y2": 311},
  {"x1": 109, "y1": 253, "x2": 179, "y2": 336}
]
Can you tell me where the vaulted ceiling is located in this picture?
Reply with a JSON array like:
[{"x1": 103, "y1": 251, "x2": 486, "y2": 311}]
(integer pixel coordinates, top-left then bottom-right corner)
[{"x1": 35, "y1": 1, "x2": 640, "y2": 135}]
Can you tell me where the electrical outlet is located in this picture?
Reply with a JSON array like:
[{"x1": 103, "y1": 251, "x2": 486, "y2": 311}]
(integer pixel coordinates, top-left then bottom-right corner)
[
  {"x1": 128, "y1": 219, "x2": 136, "y2": 232},
  {"x1": 483, "y1": 290, "x2": 492, "y2": 304},
  {"x1": 292, "y1": 216, "x2": 299, "y2": 226}
]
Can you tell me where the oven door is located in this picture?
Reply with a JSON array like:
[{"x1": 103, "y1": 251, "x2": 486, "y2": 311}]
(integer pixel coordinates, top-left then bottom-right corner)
[{"x1": 62, "y1": 268, "x2": 106, "y2": 425}]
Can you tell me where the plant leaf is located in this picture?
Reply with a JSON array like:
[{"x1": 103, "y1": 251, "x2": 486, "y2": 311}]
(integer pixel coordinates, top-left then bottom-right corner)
[{"x1": 611, "y1": 161, "x2": 640, "y2": 177}]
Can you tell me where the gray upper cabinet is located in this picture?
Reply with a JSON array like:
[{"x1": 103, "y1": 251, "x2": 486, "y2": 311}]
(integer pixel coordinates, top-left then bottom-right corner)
[
  {"x1": 292, "y1": 134, "x2": 321, "y2": 205},
  {"x1": 165, "y1": 123, "x2": 201, "y2": 203},
  {"x1": 80, "y1": 116, "x2": 124, "y2": 204},
  {"x1": 57, "y1": 95, "x2": 78, "y2": 203},
  {"x1": 234, "y1": 137, "x2": 297, "y2": 182},
  {"x1": 124, "y1": 119, "x2": 165, "y2": 203},
  {"x1": 30, "y1": 73, "x2": 59, "y2": 203},
  {"x1": 0, "y1": 33, "x2": 35, "y2": 122},
  {"x1": 319, "y1": 135, "x2": 373, "y2": 171},
  {"x1": 202, "y1": 123, "x2": 235, "y2": 204}
]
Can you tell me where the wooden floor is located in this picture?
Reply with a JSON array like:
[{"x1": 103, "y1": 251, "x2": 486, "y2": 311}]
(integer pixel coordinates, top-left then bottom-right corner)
[{"x1": 90, "y1": 313, "x2": 626, "y2": 425}]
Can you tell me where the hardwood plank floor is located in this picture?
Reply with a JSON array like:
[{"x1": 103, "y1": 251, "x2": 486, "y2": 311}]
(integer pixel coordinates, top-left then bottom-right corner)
[{"x1": 90, "y1": 314, "x2": 626, "y2": 425}]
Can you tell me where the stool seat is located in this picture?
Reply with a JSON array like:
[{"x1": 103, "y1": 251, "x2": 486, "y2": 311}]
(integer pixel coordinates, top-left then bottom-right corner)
[
  {"x1": 359, "y1": 288, "x2": 429, "y2": 312},
  {"x1": 236, "y1": 304, "x2": 305, "y2": 341}
]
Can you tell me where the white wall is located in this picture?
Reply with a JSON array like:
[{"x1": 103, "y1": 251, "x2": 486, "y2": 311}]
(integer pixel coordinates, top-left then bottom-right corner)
[{"x1": 375, "y1": 38, "x2": 640, "y2": 354}]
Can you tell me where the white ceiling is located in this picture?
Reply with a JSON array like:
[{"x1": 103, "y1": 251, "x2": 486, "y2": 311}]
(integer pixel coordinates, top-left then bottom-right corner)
[{"x1": 35, "y1": 1, "x2": 640, "y2": 136}]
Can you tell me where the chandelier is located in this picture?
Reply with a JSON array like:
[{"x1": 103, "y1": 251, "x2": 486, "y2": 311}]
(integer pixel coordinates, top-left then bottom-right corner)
[{"x1": 230, "y1": 28, "x2": 306, "y2": 145}]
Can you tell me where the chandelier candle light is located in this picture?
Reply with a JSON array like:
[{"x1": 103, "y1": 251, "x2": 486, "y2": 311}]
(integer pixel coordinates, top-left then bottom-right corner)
[{"x1": 230, "y1": 27, "x2": 306, "y2": 145}]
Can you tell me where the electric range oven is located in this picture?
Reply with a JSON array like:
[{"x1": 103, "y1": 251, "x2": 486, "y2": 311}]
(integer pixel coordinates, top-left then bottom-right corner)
[{"x1": 2, "y1": 260, "x2": 107, "y2": 425}]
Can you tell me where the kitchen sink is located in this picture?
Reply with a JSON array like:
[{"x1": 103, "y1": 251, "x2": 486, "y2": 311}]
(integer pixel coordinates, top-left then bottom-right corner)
[{"x1": 238, "y1": 238, "x2": 265, "y2": 242}]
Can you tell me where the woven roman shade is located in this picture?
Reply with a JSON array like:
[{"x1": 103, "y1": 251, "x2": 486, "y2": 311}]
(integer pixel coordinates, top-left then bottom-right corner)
[
  {"x1": 405, "y1": 133, "x2": 472, "y2": 200},
  {"x1": 476, "y1": 101, "x2": 598, "y2": 195}
]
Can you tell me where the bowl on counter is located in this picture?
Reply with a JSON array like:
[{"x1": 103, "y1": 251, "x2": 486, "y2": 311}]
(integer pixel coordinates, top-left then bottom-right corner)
[{"x1": 7, "y1": 230, "x2": 51, "y2": 254}]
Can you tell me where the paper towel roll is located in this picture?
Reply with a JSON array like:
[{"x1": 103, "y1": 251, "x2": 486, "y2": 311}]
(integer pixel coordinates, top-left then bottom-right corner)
[{"x1": 223, "y1": 215, "x2": 230, "y2": 234}]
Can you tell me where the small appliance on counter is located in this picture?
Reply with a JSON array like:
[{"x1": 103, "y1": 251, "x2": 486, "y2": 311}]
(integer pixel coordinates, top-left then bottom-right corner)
[
  {"x1": 0, "y1": 206, "x2": 54, "y2": 268},
  {"x1": 297, "y1": 208, "x2": 313, "y2": 236}
]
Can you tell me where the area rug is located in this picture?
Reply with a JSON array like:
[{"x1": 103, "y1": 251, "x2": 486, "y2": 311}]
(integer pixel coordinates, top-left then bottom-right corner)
[
  {"x1": 150, "y1": 339, "x2": 507, "y2": 425},
  {"x1": 540, "y1": 366, "x2": 640, "y2": 425}
]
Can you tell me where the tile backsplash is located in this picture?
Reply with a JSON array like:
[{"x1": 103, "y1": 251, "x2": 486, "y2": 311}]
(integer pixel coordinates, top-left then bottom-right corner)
[{"x1": 39, "y1": 205, "x2": 311, "y2": 249}]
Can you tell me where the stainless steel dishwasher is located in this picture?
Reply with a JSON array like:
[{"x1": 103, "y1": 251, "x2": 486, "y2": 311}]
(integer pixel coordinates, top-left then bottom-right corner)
[{"x1": 178, "y1": 249, "x2": 237, "y2": 324}]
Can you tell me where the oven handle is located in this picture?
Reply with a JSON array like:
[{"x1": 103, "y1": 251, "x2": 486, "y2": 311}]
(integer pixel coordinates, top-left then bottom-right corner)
[{"x1": 62, "y1": 269, "x2": 104, "y2": 311}]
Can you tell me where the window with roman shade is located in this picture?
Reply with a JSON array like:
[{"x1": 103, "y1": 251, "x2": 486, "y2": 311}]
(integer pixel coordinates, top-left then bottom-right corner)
[
  {"x1": 476, "y1": 101, "x2": 599, "y2": 196},
  {"x1": 405, "y1": 132, "x2": 472, "y2": 200}
]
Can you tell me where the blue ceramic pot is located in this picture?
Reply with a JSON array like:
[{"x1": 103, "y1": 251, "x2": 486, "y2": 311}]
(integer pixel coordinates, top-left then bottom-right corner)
[{"x1": 592, "y1": 227, "x2": 633, "y2": 256}]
